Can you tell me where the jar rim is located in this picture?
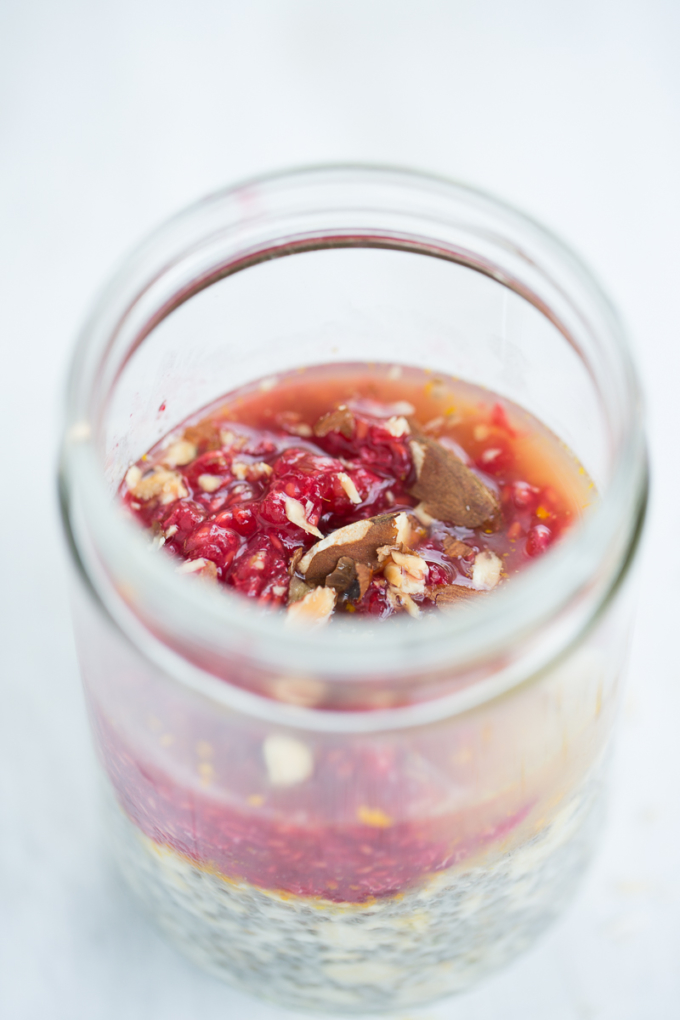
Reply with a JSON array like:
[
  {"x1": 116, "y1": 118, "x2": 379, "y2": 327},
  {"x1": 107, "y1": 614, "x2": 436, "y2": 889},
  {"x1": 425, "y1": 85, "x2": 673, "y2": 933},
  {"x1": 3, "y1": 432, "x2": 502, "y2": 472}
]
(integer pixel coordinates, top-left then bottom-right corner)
[{"x1": 59, "y1": 164, "x2": 648, "y2": 723}]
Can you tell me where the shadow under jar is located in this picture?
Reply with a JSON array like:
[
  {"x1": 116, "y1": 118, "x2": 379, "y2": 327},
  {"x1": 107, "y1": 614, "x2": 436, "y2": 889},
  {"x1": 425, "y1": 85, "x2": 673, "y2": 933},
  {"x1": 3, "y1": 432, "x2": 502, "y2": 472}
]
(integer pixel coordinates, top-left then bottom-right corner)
[{"x1": 59, "y1": 167, "x2": 647, "y2": 1013}]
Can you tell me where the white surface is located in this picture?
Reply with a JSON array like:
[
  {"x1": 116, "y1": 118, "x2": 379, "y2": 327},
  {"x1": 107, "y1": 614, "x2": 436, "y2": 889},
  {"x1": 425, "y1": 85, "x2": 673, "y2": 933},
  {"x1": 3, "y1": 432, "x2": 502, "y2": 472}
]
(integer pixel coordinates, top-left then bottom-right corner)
[{"x1": 1, "y1": 2, "x2": 679, "y2": 1018}]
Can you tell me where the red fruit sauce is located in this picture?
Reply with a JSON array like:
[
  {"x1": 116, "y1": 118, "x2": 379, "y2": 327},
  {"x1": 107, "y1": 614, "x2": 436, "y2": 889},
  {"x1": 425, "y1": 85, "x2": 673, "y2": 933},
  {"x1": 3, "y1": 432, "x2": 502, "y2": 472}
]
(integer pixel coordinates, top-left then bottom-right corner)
[{"x1": 122, "y1": 363, "x2": 591, "y2": 615}]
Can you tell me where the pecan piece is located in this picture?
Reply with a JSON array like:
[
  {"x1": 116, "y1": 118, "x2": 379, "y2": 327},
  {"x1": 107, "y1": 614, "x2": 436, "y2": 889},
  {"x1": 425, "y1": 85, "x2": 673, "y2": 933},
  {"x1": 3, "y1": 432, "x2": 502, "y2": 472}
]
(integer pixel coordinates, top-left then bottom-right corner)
[{"x1": 407, "y1": 424, "x2": 499, "y2": 528}]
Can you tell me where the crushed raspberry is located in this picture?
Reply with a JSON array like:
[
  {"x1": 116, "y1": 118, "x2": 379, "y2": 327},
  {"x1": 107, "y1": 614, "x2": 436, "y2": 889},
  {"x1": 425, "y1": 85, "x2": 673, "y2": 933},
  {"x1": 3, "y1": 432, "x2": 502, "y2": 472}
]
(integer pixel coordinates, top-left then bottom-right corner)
[{"x1": 122, "y1": 367, "x2": 583, "y2": 617}]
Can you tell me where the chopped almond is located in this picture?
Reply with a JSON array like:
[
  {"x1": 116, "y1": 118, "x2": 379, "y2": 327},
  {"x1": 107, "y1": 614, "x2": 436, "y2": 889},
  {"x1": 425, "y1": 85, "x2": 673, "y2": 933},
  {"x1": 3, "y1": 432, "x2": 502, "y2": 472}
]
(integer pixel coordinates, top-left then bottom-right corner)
[
  {"x1": 337, "y1": 472, "x2": 362, "y2": 504},
  {"x1": 442, "y1": 536, "x2": 475, "y2": 559},
  {"x1": 162, "y1": 440, "x2": 197, "y2": 467},
  {"x1": 313, "y1": 405, "x2": 355, "y2": 439},
  {"x1": 299, "y1": 511, "x2": 419, "y2": 586},
  {"x1": 384, "y1": 416, "x2": 410, "y2": 438},
  {"x1": 177, "y1": 557, "x2": 218, "y2": 580},
  {"x1": 382, "y1": 550, "x2": 428, "y2": 595},
  {"x1": 282, "y1": 495, "x2": 323, "y2": 539},
  {"x1": 286, "y1": 586, "x2": 336, "y2": 626},
  {"x1": 183, "y1": 419, "x2": 222, "y2": 451},
  {"x1": 472, "y1": 549, "x2": 502, "y2": 589},
  {"x1": 127, "y1": 465, "x2": 188, "y2": 504},
  {"x1": 197, "y1": 473, "x2": 223, "y2": 493}
]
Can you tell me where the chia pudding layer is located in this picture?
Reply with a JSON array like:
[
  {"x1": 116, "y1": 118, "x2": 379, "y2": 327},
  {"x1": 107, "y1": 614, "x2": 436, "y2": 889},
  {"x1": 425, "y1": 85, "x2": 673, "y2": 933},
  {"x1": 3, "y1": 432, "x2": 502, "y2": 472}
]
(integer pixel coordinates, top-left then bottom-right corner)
[{"x1": 107, "y1": 770, "x2": 604, "y2": 1013}]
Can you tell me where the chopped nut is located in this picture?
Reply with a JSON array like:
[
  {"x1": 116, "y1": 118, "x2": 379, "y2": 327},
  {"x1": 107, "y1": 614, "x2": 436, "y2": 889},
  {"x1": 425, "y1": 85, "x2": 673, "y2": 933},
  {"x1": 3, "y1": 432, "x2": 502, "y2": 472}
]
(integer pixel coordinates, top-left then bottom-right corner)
[
  {"x1": 286, "y1": 586, "x2": 336, "y2": 626},
  {"x1": 442, "y1": 536, "x2": 475, "y2": 559},
  {"x1": 299, "y1": 511, "x2": 419, "y2": 586},
  {"x1": 232, "y1": 460, "x2": 273, "y2": 482},
  {"x1": 220, "y1": 428, "x2": 247, "y2": 450},
  {"x1": 288, "y1": 575, "x2": 313, "y2": 604},
  {"x1": 125, "y1": 465, "x2": 142, "y2": 491},
  {"x1": 407, "y1": 424, "x2": 499, "y2": 528},
  {"x1": 165, "y1": 524, "x2": 178, "y2": 539},
  {"x1": 386, "y1": 585, "x2": 421, "y2": 617},
  {"x1": 412, "y1": 501, "x2": 435, "y2": 527},
  {"x1": 282, "y1": 495, "x2": 323, "y2": 539},
  {"x1": 262, "y1": 734, "x2": 313, "y2": 786},
  {"x1": 177, "y1": 557, "x2": 218, "y2": 580},
  {"x1": 127, "y1": 465, "x2": 188, "y2": 504},
  {"x1": 384, "y1": 416, "x2": 410, "y2": 438},
  {"x1": 472, "y1": 549, "x2": 502, "y2": 589},
  {"x1": 430, "y1": 584, "x2": 481, "y2": 608},
  {"x1": 162, "y1": 440, "x2": 197, "y2": 467},
  {"x1": 474, "y1": 424, "x2": 491, "y2": 441},
  {"x1": 337, "y1": 472, "x2": 362, "y2": 504},
  {"x1": 383, "y1": 550, "x2": 428, "y2": 595},
  {"x1": 183, "y1": 419, "x2": 222, "y2": 451},
  {"x1": 324, "y1": 555, "x2": 358, "y2": 596},
  {"x1": 313, "y1": 405, "x2": 355, "y2": 439},
  {"x1": 289, "y1": 547, "x2": 305, "y2": 576},
  {"x1": 276, "y1": 411, "x2": 313, "y2": 437},
  {"x1": 197, "y1": 473, "x2": 223, "y2": 493}
]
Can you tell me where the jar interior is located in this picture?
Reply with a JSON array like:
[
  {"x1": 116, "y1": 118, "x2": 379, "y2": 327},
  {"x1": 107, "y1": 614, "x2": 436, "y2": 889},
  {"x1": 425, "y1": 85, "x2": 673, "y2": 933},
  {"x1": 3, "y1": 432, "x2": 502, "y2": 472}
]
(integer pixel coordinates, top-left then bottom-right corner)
[{"x1": 103, "y1": 246, "x2": 607, "y2": 494}]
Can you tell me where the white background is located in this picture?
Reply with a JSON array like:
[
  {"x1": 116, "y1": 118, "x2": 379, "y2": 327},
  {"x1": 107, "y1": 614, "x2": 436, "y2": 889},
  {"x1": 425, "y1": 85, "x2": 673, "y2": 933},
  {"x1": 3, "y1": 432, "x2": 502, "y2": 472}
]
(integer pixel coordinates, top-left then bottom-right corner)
[{"x1": 1, "y1": 2, "x2": 679, "y2": 1018}]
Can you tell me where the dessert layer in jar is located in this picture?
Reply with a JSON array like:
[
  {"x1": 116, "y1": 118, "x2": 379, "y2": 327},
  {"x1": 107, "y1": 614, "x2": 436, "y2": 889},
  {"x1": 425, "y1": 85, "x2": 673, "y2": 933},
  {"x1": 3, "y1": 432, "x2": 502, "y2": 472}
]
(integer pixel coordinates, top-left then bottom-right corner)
[{"x1": 97, "y1": 362, "x2": 602, "y2": 1008}]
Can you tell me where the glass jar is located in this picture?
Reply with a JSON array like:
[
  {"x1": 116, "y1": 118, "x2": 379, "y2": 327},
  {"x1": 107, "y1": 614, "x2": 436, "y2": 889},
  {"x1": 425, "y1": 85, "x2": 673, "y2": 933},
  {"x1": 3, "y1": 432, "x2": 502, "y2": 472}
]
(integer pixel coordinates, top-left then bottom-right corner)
[{"x1": 59, "y1": 167, "x2": 647, "y2": 1014}]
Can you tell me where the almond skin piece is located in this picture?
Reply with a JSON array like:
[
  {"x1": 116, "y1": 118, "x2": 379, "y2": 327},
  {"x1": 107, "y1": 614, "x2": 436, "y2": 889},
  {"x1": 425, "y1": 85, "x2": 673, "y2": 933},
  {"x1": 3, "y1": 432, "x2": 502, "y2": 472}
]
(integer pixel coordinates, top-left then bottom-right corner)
[
  {"x1": 407, "y1": 425, "x2": 499, "y2": 529},
  {"x1": 430, "y1": 584, "x2": 483, "y2": 607},
  {"x1": 313, "y1": 405, "x2": 355, "y2": 439},
  {"x1": 324, "y1": 557, "x2": 374, "y2": 601},
  {"x1": 442, "y1": 537, "x2": 475, "y2": 559}
]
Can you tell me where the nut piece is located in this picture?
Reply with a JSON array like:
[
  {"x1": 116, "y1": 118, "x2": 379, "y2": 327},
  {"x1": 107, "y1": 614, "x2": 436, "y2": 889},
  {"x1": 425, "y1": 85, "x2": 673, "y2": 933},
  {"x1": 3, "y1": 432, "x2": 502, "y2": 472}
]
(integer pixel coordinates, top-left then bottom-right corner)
[
  {"x1": 263, "y1": 734, "x2": 313, "y2": 786},
  {"x1": 442, "y1": 536, "x2": 475, "y2": 559},
  {"x1": 282, "y1": 495, "x2": 323, "y2": 539},
  {"x1": 197, "y1": 473, "x2": 223, "y2": 493},
  {"x1": 430, "y1": 584, "x2": 481, "y2": 608},
  {"x1": 384, "y1": 416, "x2": 410, "y2": 438},
  {"x1": 407, "y1": 425, "x2": 499, "y2": 528},
  {"x1": 176, "y1": 557, "x2": 218, "y2": 580},
  {"x1": 386, "y1": 585, "x2": 421, "y2": 617},
  {"x1": 288, "y1": 574, "x2": 313, "y2": 604},
  {"x1": 472, "y1": 549, "x2": 503, "y2": 590},
  {"x1": 286, "y1": 585, "x2": 337, "y2": 626},
  {"x1": 337, "y1": 472, "x2": 362, "y2": 504},
  {"x1": 183, "y1": 419, "x2": 222, "y2": 451},
  {"x1": 322, "y1": 556, "x2": 373, "y2": 601},
  {"x1": 126, "y1": 465, "x2": 188, "y2": 504},
  {"x1": 298, "y1": 511, "x2": 419, "y2": 586},
  {"x1": 313, "y1": 405, "x2": 355, "y2": 439},
  {"x1": 232, "y1": 460, "x2": 273, "y2": 482},
  {"x1": 382, "y1": 550, "x2": 428, "y2": 595},
  {"x1": 162, "y1": 440, "x2": 197, "y2": 467}
]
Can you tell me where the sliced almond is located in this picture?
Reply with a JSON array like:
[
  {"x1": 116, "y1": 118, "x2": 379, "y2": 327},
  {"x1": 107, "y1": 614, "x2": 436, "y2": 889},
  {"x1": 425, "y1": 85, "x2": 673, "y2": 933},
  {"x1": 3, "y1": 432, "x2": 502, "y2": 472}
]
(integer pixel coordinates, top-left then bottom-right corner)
[
  {"x1": 282, "y1": 495, "x2": 323, "y2": 539},
  {"x1": 407, "y1": 424, "x2": 499, "y2": 528},
  {"x1": 286, "y1": 586, "x2": 336, "y2": 626},
  {"x1": 313, "y1": 405, "x2": 355, "y2": 439},
  {"x1": 337, "y1": 472, "x2": 362, "y2": 504},
  {"x1": 299, "y1": 511, "x2": 419, "y2": 586}
]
